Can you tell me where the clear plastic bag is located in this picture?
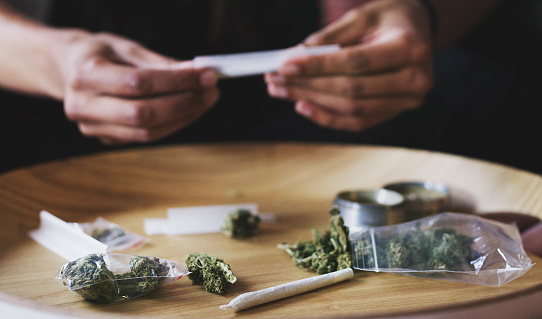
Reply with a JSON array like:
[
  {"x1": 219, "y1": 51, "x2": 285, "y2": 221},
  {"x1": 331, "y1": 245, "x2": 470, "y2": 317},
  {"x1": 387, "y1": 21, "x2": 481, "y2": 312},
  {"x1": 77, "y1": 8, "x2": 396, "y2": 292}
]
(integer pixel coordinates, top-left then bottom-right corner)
[
  {"x1": 351, "y1": 212, "x2": 534, "y2": 286},
  {"x1": 72, "y1": 217, "x2": 149, "y2": 252},
  {"x1": 56, "y1": 253, "x2": 190, "y2": 302}
]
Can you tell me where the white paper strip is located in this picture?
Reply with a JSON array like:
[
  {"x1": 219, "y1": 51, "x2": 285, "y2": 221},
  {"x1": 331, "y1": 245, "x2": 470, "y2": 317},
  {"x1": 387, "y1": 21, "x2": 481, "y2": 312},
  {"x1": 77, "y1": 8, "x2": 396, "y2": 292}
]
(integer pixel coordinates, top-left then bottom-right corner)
[
  {"x1": 143, "y1": 218, "x2": 170, "y2": 236},
  {"x1": 194, "y1": 45, "x2": 340, "y2": 78},
  {"x1": 28, "y1": 211, "x2": 107, "y2": 261},
  {"x1": 143, "y1": 203, "x2": 275, "y2": 235},
  {"x1": 167, "y1": 203, "x2": 258, "y2": 235}
]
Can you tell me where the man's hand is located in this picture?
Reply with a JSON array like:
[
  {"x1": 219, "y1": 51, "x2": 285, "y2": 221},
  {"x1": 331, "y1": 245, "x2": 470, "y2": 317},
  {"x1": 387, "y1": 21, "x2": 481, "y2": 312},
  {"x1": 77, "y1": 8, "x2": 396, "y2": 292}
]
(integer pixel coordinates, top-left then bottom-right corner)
[
  {"x1": 266, "y1": 0, "x2": 433, "y2": 132},
  {"x1": 57, "y1": 32, "x2": 219, "y2": 144}
]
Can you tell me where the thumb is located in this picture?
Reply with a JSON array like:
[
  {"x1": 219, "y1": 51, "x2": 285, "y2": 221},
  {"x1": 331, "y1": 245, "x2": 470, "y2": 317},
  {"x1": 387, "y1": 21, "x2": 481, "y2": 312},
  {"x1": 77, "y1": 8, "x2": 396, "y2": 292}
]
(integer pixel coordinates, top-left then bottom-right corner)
[
  {"x1": 304, "y1": 8, "x2": 373, "y2": 46},
  {"x1": 116, "y1": 41, "x2": 181, "y2": 69}
]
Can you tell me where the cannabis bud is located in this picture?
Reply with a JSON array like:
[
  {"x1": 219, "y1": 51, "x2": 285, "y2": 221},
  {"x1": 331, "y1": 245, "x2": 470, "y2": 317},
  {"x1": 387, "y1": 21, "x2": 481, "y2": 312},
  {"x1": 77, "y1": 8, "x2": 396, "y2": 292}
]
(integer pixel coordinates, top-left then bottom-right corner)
[
  {"x1": 278, "y1": 207, "x2": 352, "y2": 274},
  {"x1": 56, "y1": 253, "x2": 188, "y2": 303},
  {"x1": 221, "y1": 209, "x2": 261, "y2": 239},
  {"x1": 185, "y1": 253, "x2": 237, "y2": 294},
  {"x1": 74, "y1": 217, "x2": 149, "y2": 252},
  {"x1": 90, "y1": 226, "x2": 126, "y2": 243},
  {"x1": 354, "y1": 227, "x2": 475, "y2": 271}
]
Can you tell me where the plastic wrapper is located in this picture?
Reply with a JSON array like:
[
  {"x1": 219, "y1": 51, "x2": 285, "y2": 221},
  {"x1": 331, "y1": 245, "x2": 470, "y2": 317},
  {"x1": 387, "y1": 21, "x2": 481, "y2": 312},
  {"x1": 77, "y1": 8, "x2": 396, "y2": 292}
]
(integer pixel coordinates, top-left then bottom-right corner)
[
  {"x1": 56, "y1": 253, "x2": 190, "y2": 302},
  {"x1": 72, "y1": 217, "x2": 148, "y2": 252},
  {"x1": 351, "y1": 212, "x2": 534, "y2": 286}
]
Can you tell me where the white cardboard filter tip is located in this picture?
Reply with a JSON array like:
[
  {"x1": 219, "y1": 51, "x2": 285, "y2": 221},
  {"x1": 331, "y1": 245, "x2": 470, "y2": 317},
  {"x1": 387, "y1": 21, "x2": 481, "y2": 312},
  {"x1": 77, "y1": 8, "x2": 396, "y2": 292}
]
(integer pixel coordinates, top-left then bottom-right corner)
[{"x1": 143, "y1": 203, "x2": 274, "y2": 236}]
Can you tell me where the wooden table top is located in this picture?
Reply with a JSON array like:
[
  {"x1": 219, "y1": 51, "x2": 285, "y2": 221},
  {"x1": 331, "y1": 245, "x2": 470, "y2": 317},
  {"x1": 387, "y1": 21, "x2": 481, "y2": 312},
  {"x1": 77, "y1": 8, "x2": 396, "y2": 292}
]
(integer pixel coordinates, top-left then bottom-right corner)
[{"x1": 1, "y1": 142, "x2": 541, "y2": 318}]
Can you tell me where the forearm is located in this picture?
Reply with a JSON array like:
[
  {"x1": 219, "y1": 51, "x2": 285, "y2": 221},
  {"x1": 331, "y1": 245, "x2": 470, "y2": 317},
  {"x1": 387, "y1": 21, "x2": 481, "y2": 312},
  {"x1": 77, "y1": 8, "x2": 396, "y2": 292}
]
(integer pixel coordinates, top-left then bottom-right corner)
[
  {"x1": 0, "y1": 2, "x2": 83, "y2": 99},
  {"x1": 427, "y1": 0, "x2": 501, "y2": 49}
]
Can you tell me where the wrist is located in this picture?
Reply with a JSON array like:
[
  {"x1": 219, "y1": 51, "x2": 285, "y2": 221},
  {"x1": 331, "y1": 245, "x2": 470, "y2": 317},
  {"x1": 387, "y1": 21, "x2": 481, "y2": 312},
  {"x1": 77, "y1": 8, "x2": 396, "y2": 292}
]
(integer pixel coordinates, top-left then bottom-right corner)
[
  {"x1": 46, "y1": 28, "x2": 91, "y2": 99},
  {"x1": 0, "y1": 8, "x2": 89, "y2": 100}
]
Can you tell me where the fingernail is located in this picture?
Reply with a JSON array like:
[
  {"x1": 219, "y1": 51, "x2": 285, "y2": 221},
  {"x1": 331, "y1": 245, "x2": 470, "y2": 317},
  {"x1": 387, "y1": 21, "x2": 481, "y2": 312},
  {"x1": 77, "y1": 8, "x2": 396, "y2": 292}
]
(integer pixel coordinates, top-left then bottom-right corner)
[
  {"x1": 268, "y1": 84, "x2": 288, "y2": 98},
  {"x1": 200, "y1": 70, "x2": 218, "y2": 87},
  {"x1": 266, "y1": 74, "x2": 287, "y2": 84},
  {"x1": 279, "y1": 63, "x2": 300, "y2": 76},
  {"x1": 295, "y1": 101, "x2": 312, "y2": 116},
  {"x1": 304, "y1": 34, "x2": 321, "y2": 46}
]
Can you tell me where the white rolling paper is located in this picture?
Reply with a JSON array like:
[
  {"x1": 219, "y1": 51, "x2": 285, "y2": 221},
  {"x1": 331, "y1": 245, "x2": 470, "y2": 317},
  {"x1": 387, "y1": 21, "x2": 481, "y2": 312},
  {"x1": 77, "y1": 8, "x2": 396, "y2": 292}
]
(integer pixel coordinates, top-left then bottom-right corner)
[
  {"x1": 193, "y1": 45, "x2": 340, "y2": 78},
  {"x1": 28, "y1": 211, "x2": 107, "y2": 261}
]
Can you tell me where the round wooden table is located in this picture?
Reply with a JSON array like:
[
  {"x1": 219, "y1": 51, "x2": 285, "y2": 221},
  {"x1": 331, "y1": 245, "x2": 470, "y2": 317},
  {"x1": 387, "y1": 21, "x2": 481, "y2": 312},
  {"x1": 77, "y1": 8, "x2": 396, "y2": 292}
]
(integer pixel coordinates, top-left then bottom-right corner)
[{"x1": 1, "y1": 143, "x2": 541, "y2": 318}]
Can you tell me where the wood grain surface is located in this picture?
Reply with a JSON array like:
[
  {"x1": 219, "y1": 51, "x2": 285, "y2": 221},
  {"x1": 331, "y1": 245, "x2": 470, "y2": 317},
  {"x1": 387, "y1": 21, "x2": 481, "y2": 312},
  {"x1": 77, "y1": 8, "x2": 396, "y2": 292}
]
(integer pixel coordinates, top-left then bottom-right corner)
[{"x1": 1, "y1": 142, "x2": 541, "y2": 318}]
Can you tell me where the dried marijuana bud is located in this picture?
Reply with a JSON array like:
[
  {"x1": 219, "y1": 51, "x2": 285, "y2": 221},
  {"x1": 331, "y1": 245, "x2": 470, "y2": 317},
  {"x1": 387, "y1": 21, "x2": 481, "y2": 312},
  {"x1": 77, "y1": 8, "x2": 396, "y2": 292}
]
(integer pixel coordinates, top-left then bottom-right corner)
[
  {"x1": 56, "y1": 253, "x2": 186, "y2": 303},
  {"x1": 221, "y1": 209, "x2": 261, "y2": 239},
  {"x1": 115, "y1": 256, "x2": 170, "y2": 296},
  {"x1": 278, "y1": 207, "x2": 352, "y2": 274},
  {"x1": 185, "y1": 253, "x2": 237, "y2": 294},
  {"x1": 74, "y1": 217, "x2": 149, "y2": 252},
  {"x1": 354, "y1": 227, "x2": 474, "y2": 271},
  {"x1": 59, "y1": 254, "x2": 118, "y2": 303},
  {"x1": 90, "y1": 226, "x2": 126, "y2": 243}
]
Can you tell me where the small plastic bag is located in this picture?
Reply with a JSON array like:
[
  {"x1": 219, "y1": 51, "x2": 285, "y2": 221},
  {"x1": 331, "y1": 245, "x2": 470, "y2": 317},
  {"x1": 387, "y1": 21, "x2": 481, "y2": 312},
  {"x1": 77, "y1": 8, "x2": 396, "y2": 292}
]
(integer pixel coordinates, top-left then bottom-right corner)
[
  {"x1": 56, "y1": 253, "x2": 190, "y2": 302},
  {"x1": 72, "y1": 217, "x2": 148, "y2": 252},
  {"x1": 351, "y1": 212, "x2": 534, "y2": 286}
]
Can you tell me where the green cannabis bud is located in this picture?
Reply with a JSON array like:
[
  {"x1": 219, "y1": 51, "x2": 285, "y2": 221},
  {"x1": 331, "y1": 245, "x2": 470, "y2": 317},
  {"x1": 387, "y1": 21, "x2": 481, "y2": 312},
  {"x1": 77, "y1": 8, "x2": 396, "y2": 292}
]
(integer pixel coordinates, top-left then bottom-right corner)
[
  {"x1": 116, "y1": 256, "x2": 170, "y2": 296},
  {"x1": 354, "y1": 227, "x2": 474, "y2": 271},
  {"x1": 185, "y1": 253, "x2": 237, "y2": 294},
  {"x1": 90, "y1": 226, "x2": 126, "y2": 243},
  {"x1": 57, "y1": 253, "x2": 179, "y2": 303},
  {"x1": 221, "y1": 209, "x2": 261, "y2": 239},
  {"x1": 59, "y1": 254, "x2": 118, "y2": 303},
  {"x1": 278, "y1": 207, "x2": 352, "y2": 274}
]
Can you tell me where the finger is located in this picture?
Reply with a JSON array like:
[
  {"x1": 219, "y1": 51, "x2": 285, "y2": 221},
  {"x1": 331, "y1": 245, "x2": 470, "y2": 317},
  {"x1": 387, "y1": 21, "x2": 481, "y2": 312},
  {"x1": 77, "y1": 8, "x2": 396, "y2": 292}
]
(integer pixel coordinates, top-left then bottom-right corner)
[
  {"x1": 281, "y1": 29, "x2": 426, "y2": 77},
  {"x1": 295, "y1": 100, "x2": 402, "y2": 132},
  {"x1": 94, "y1": 33, "x2": 181, "y2": 69},
  {"x1": 304, "y1": 7, "x2": 372, "y2": 46},
  {"x1": 267, "y1": 82, "x2": 422, "y2": 115},
  {"x1": 266, "y1": 65, "x2": 432, "y2": 97},
  {"x1": 70, "y1": 58, "x2": 217, "y2": 97},
  {"x1": 98, "y1": 137, "x2": 124, "y2": 146},
  {"x1": 78, "y1": 121, "x2": 176, "y2": 144},
  {"x1": 77, "y1": 106, "x2": 209, "y2": 144},
  {"x1": 65, "y1": 87, "x2": 220, "y2": 127},
  {"x1": 118, "y1": 43, "x2": 179, "y2": 69}
]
